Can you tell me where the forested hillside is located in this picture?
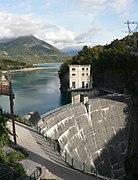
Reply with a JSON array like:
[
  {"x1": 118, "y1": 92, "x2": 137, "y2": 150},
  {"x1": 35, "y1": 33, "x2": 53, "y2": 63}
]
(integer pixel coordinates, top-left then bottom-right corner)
[
  {"x1": 0, "y1": 58, "x2": 32, "y2": 70},
  {"x1": 58, "y1": 33, "x2": 138, "y2": 95}
]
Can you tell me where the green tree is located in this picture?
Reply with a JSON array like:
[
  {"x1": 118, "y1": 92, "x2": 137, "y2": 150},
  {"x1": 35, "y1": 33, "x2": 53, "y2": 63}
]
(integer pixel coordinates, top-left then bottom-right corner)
[
  {"x1": 72, "y1": 45, "x2": 95, "y2": 65},
  {"x1": 58, "y1": 58, "x2": 73, "y2": 91},
  {"x1": 58, "y1": 34, "x2": 138, "y2": 93},
  {"x1": 0, "y1": 117, "x2": 9, "y2": 146}
]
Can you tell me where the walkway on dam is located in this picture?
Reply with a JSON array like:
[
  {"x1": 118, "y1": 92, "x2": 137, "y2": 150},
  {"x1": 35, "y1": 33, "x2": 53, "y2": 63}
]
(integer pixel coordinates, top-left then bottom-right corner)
[{"x1": 8, "y1": 120, "x2": 100, "y2": 180}]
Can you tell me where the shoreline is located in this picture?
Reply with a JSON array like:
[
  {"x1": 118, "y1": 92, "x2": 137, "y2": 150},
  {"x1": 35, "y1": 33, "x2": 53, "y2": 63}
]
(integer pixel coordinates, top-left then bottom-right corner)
[
  {"x1": 33, "y1": 62, "x2": 62, "y2": 65},
  {"x1": 2, "y1": 63, "x2": 62, "y2": 74},
  {"x1": 2, "y1": 67, "x2": 47, "y2": 74}
]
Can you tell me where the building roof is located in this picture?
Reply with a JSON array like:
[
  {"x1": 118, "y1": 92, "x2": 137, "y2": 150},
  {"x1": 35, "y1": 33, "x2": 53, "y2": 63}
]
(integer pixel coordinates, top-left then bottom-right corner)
[{"x1": 69, "y1": 64, "x2": 91, "y2": 67}]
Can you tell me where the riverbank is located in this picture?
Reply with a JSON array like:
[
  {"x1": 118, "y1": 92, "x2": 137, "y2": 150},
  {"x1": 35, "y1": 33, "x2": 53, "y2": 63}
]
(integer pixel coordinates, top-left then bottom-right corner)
[
  {"x1": 2, "y1": 67, "x2": 45, "y2": 74},
  {"x1": 2, "y1": 67, "x2": 54, "y2": 74},
  {"x1": 33, "y1": 62, "x2": 62, "y2": 65},
  {"x1": 2, "y1": 63, "x2": 62, "y2": 74}
]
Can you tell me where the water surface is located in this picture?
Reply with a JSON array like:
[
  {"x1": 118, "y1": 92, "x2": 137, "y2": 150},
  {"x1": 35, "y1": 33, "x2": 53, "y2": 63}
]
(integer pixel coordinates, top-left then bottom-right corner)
[{"x1": 0, "y1": 64, "x2": 70, "y2": 116}]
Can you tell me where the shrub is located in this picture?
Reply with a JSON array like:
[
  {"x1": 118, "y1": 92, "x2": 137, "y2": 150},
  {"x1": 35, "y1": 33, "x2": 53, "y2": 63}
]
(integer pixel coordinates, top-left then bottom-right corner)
[
  {"x1": 0, "y1": 149, "x2": 7, "y2": 164},
  {"x1": 0, "y1": 117, "x2": 9, "y2": 146},
  {"x1": 13, "y1": 163, "x2": 26, "y2": 176}
]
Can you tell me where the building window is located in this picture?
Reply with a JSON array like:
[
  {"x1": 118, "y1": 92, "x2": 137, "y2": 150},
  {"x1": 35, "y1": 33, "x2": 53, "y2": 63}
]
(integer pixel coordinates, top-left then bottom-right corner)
[
  {"x1": 86, "y1": 73, "x2": 88, "y2": 76},
  {"x1": 82, "y1": 73, "x2": 85, "y2": 76},
  {"x1": 72, "y1": 68, "x2": 75, "y2": 71},
  {"x1": 72, "y1": 74, "x2": 75, "y2": 76},
  {"x1": 86, "y1": 68, "x2": 88, "y2": 70},
  {"x1": 86, "y1": 83, "x2": 88, "y2": 88},
  {"x1": 72, "y1": 82, "x2": 75, "y2": 88},
  {"x1": 82, "y1": 68, "x2": 85, "y2": 70},
  {"x1": 82, "y1": 81, "x2": 85, "y2": 88}
]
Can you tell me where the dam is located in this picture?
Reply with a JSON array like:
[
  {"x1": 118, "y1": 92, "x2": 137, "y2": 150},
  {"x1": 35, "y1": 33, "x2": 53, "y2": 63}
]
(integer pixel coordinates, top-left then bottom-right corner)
[{"x1": 37, "y1": 94, "x2": 132, "y2": 179}]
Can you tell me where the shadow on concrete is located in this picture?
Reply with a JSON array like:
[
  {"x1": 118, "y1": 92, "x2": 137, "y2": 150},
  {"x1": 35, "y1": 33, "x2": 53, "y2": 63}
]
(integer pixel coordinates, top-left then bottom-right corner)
[
  {"x1": 90, "y1": 95, "x2": 133, "y2": 179},
  {"x1": 9, "y1": 121, "x2": 99, "y2": 180},
  {"x1": 15, "y1": 95, "x2": 134, "y2": 179},
  {"x1": 16, "y1": 144, "x2": 99, "y2": 180}
]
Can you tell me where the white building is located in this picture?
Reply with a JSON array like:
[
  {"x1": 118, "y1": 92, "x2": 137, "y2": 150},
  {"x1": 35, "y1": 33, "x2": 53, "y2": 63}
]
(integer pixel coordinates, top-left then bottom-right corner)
[{"x1": 69, "y1": 65, "x2": 92, "y2": 90}]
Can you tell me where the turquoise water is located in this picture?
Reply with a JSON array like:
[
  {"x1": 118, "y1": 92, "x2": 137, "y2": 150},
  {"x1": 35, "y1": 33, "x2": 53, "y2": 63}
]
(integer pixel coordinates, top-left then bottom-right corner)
[{"x1": 0, "y1": 64, "x2": 70, "y2": 116}]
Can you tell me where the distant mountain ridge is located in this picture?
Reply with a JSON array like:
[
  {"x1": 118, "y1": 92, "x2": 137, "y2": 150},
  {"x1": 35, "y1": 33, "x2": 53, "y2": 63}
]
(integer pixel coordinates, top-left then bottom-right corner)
[
  {"x1": 0, "y1": 35, "x2": 68, "y2": 63},
  {"x1": 62, "y1": 48, "x2": 80, "y2": 55}
]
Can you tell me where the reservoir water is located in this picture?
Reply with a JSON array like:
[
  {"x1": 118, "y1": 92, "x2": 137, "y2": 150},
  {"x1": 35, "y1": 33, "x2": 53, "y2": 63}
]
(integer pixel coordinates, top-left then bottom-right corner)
[{"x1": 0, "y1": 63, "x2": 70, "y2": 116}]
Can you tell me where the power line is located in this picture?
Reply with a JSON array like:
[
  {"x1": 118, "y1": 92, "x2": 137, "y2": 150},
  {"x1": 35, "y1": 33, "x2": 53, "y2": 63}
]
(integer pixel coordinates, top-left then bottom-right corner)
[{"x1": 124, "y1": 20, "x2": 138, "y2": 34}]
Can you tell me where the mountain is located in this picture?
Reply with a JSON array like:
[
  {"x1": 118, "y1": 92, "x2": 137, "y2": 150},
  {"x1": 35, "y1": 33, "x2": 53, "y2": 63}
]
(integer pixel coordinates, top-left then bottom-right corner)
[
  {"x1": 62, "y1": 47, "x2": 81, "y2": 55},
  {"x1": 0, "y1": 35, "x2": 68, "y2": 64},
  {"x1": 0, "y1": 37, "x2": 16, "y2": 43}
]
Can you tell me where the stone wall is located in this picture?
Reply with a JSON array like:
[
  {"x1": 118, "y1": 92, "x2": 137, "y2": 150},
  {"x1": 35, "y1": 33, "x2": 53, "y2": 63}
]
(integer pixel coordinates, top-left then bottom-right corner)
[{"x1": 37, "y1": 94, "x2": 132, "y2": 179}]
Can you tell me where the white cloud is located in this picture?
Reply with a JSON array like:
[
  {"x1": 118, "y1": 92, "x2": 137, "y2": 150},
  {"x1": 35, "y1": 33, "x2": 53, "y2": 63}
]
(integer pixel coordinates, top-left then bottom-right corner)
[
  {"x1": 0, "y1": 12, "x2": 77, "y2": 49},
  {"x1": 75, "y1": 27, "x2": 101, "y2": 42},
  {"x1": 41, "y1": 26, "x2": 101, "y2": 49},
  {"x1": 0, "y1": 0, "x2": 135, "y2": 50},
  {"x1": 61, "y1": 39, "x2": 99, "y2": 52},
  {"x1": 42, "y1": 27, "x2": 75, "y2": 43},
  {"x1": 53, "y1": 27, "x2": 100, "y2": 50},
  {"x1": 0, "y1": 11, "x2": 103, "y2": 50},
  {"x1": 0, "y1": 13, "x2": 43, "y2": 38}
]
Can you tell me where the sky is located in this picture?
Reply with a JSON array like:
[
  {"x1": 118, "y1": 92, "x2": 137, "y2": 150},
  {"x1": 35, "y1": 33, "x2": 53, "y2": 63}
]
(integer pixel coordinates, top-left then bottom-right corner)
[{"x1": 0, "y1": 0, "x2": 137, "y2": 51}]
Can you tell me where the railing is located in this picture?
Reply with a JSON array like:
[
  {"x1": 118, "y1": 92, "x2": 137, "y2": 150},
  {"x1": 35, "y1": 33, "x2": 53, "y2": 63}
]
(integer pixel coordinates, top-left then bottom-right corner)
[
  {"x1": 16, "y1": 167, "x2": 42, "y2": 180},
  {"x1": 68, "y1": 87, "x2": 93, "y2": 91},
  {"x1": 40, "y1": 103, "x2": 73, "y2": 119},
  {"x1": 37, "y1": 94, "x2": 132, "y2": 179},
  {"x1": 39, "y1": 102, "x2": 83, "y2": 129},
  {"x1": 30, "y1": 167, "x2": 42, "y2": 180},
  {"x1": 37, "y1": 128, "x2": 115, "y2": 180}
]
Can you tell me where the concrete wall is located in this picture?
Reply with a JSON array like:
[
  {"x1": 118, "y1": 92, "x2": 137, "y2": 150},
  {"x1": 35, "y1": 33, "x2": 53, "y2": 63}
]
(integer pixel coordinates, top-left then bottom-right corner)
[
  {"x1": 37, "y1": 95, "x2": 132, "y2": 179},
  {"x1": 71, "y1": 92, "x2": 89, "y2": 104}
]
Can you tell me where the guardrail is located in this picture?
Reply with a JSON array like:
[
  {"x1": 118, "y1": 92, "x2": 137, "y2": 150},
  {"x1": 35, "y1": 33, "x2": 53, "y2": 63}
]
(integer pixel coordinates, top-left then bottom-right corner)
[
  {"x1": 16, "y1": 167, "x2": 42, "y2": 180},
  {"x1": 37, "y1": 128, "x2": 115, "y2": 180},
  {"x1": 41, "y1": 103, "x2": 75, "y2": 119},
  {"x1": 30, "y1": 167, "x2": 42, "y2": 179}
]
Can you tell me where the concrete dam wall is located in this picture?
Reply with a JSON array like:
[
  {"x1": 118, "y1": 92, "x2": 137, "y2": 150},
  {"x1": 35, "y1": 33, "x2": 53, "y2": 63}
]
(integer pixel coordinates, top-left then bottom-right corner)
[{"x1": 37, "y1": 95, "x2": 132, "y2": 179}]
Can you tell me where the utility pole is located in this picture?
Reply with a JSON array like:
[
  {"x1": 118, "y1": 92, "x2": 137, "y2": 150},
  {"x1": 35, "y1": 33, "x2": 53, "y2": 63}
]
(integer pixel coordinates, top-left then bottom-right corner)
[
  {"x1": 124, "y1": 20, "x2": 138, "y2": 48},
  {"x1": 8, "y1": 70, "x2": 17, "y2": 145},
  {"x1": 125, "y1": 20, "x2": 138, "y2": 34}
]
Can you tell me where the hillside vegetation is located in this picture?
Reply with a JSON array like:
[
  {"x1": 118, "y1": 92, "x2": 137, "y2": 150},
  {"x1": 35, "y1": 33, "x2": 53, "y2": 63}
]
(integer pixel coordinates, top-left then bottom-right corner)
[
  {"x1": 58, "y1": 33, "x2": 138, "y2": 95},
  {"x1": 0, "y1": 116, "x2": 26, "y2": 177},
  {"x1": 0, "y1": 58, "x2": 32, "y2": 70}
]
